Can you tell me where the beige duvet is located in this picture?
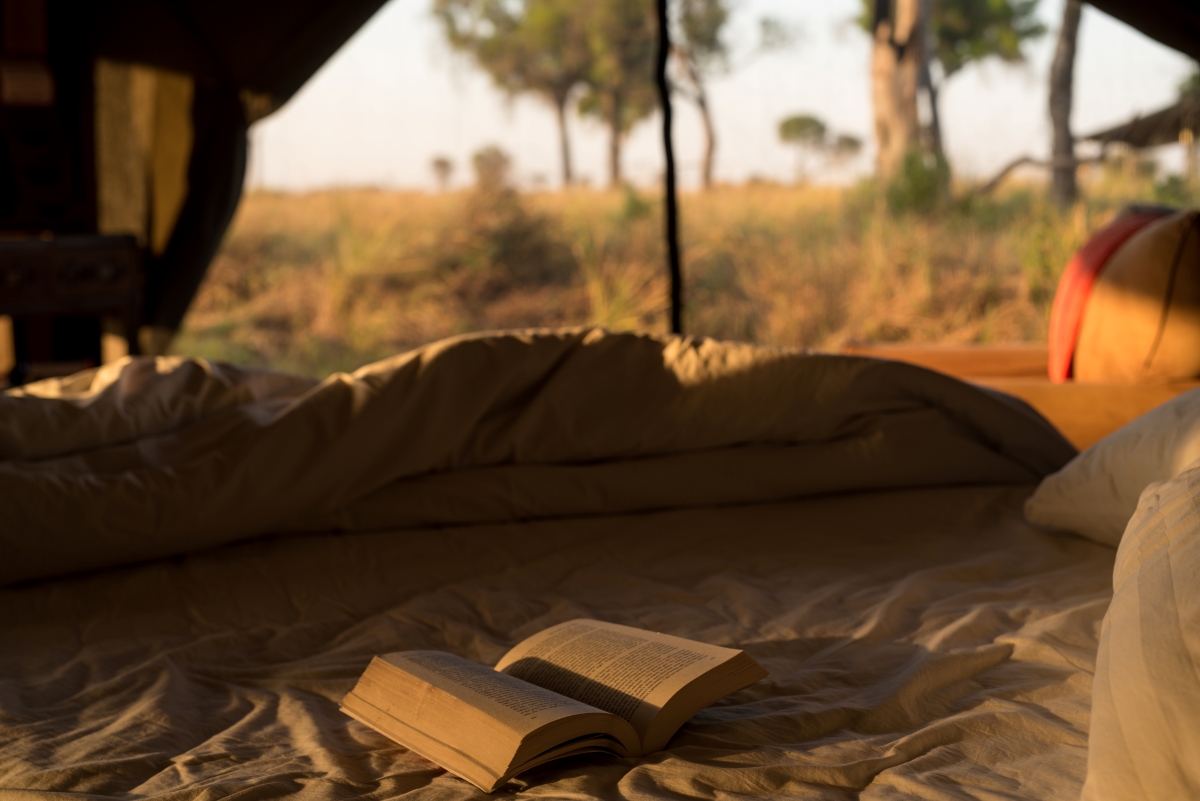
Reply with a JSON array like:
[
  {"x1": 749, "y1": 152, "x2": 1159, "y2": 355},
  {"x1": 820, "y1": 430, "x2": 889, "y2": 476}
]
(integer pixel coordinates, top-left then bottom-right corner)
[{"x1": 0, "y1": 329, "x2": 1115, "y2": 799}]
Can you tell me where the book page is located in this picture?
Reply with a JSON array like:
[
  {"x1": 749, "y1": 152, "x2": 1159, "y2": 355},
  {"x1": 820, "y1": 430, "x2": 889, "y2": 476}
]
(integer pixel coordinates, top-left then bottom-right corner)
[
  {"x1": 346, "y1": 651, "x2": 642, "y2": 792},
  {"x1": 493, "y1": 620, "x2": 737, "y2": 745},
  {"x1": 381, "y1": 651, "x2": 599, "y2": 738}
]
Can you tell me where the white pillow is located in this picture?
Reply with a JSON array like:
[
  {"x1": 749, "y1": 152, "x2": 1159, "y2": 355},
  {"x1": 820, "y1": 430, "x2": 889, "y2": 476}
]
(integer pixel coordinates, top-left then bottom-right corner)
[
  {"x1": 1082, "y1": 463, "x2": 1200, "y2": 799},
  {"x1": 1024, "y1": 387, "x2": 1200, "y2": 547}
]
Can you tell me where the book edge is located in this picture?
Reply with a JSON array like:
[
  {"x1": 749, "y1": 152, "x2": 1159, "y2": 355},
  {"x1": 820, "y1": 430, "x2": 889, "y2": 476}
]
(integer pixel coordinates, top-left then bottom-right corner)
[{"x1": 341, "y1": 692, "x2": 507, "y2": 792}]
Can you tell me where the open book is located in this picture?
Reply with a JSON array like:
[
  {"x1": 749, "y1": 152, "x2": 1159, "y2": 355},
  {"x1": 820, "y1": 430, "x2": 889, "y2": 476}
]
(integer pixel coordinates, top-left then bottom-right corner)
[{"x1": 341, "y1": 619, "x2": 768, "y2": 792}]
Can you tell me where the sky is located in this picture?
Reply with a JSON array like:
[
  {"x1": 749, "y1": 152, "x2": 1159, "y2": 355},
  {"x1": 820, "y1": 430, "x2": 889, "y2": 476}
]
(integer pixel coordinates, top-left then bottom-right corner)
[{"x1": 245, "y1": 0, "x2": 1197, "y2": 192}]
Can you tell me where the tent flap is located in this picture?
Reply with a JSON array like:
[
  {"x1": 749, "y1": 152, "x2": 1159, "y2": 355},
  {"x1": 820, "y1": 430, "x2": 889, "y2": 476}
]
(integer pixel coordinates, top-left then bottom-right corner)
[
  {"x1": 1087, "y1": 0, "x2": 1200, "y2": 64},
  {"x1": 92, "y1": 0, "x2": 389, "y2": 109}
]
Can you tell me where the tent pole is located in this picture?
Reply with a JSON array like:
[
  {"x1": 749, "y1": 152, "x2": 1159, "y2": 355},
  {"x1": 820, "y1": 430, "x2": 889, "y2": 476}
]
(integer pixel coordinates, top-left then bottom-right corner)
[{"x1": 656, "y1": 0, "x2": 683, "y2": 335}]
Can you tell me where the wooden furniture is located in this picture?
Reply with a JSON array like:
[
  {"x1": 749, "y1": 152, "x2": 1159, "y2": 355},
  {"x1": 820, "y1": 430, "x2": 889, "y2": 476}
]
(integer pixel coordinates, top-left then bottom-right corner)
[
  {"x1": 0, "y1": 235, "x2": 142, "y2": 384},
  {"x1": 840, "y1": 343, "x2": 1051, "y2": 379},
  {"x1": 975, "y1": 377, "x2": 1200, "y2": 450},
  {"x1": 0, "y1": 2, "x2": 146, "y2": 386},
  {"x1": 840, "y1": 343, "x2": 1200, "y2": 450}
]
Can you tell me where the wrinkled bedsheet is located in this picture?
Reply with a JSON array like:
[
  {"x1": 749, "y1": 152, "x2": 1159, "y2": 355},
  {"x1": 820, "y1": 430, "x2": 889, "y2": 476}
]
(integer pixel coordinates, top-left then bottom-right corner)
[{"x1": 0, "y1": 329, "x2": 1114, "y2": 800}]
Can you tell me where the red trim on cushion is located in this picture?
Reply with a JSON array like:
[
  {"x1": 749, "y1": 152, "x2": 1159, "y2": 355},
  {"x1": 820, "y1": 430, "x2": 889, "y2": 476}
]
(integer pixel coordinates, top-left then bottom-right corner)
[{"x1": 1047, "y1": 212, "x2": 1170, "y2": 382}]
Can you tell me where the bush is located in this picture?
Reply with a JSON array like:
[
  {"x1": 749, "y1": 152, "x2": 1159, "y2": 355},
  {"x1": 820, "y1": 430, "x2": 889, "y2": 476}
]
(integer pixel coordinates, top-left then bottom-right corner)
[
  {"x1": 435, "y1": 184, "x2": 576, "y2": 295},
  {"x1": 618, "y1": 185, "x2": 653, "y2": 222},
  {"x1": 1154, "y1": 175, "x2": 1195, "y2": 208},
  {"x1": 886, "y1": 149, "x2": 951, "y2": 216}
]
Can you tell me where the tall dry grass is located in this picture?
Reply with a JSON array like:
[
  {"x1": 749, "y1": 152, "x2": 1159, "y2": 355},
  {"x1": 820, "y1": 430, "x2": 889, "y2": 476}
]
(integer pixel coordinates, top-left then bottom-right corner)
[{"x1": 174, "y1": 171, "x2": 1176, "y2": 378}]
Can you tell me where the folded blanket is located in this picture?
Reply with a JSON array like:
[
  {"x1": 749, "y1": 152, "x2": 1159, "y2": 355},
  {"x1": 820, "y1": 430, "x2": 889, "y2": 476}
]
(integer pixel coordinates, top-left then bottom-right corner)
[{"x1": 0, "y1": 329, "x2": 1075, "y2": 586}]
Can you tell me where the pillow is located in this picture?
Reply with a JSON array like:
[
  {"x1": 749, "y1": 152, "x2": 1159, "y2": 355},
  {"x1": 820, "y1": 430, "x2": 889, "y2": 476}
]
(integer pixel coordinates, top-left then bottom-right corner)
[
  {"x1": 1074, "y1": 209, "x2": 1200, "y2": 383},
  {"x1": 1081, "y1": 462, "x2": 1200, "y2": 799},
  {"x1": 1024, "y1": 386, "x2": 1200, "y2": 546}
]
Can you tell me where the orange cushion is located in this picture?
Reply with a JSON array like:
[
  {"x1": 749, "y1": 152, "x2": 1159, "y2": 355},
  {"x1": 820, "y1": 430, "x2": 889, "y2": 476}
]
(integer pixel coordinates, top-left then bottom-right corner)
[
  {"x1": 1047, "y1": 210, "x2": 1169, "y2": 382},
  {"x1": 1074, "y1": 210, "x2": 1200, "y2": 383}
]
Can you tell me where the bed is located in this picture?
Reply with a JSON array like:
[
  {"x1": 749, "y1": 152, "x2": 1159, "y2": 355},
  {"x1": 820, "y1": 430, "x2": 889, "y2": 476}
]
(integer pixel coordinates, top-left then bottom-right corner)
[
  {"x1": 6, "y1": 0, "x2": 1200, "y2": 791},
  {"x1": 3, "y1": 328, "x2": 1151, "y2": 799}
]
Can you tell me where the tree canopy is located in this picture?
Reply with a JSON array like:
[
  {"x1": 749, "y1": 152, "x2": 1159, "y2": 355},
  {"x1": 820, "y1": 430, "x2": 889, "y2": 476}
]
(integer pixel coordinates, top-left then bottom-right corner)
[
  {"x1": 932, "y1": 0, "x2": 1046, "y2": 78},
  {"x1": 858, "y1": 0, "x2": 1045, "y2": 79},
  {"x1": 571, "y1": 0, "x2": 659, "y2": 185},
  {"x1": 779, "y1": 114, "x2": 828, "y2": 146},
  {"x1": 436, "y1": 0, "x2": 660, "y2": 187},
  {"x1": 434, "y1": 0, "x2": 592, "y2": 185},
  {"x1": 677, "y1": 0, "x2": 731, "y2": 74},
  {"x1": 436, "y1": 0, "x2": 793, "y2": 188},
  {"x1": 577, "y1": 0, "x2": 659, "y2": 136},
  {"x1": 861, "y1": 0, "x2": 1045, "y2": 181},
  {"x1": 831, "y1": 134, "x2": 864, "y2": 160},
  {"x1": 670, "y1": 0, "x2": 731, "y2": 188}
]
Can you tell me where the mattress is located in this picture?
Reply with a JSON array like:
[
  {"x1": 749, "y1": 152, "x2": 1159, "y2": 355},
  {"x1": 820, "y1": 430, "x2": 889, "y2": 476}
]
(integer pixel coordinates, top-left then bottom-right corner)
[{"x1": 0, "y1": 329, "x2": 1112, "y2": 799}]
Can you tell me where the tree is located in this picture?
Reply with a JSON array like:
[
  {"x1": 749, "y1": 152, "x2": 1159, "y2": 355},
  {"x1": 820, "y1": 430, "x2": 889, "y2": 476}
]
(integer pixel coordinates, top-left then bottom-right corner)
[
  {"x1": 830, "y1": 134, "x2": 865, "y2": 170},
  {"x1": 861, "y1": 0, "x2": 1046, "y2": 179},
  {"x1": 928, "y1": 0, "x2": 1045, "y2": 152},
  {"x1": 779, "y1": 114, "x2": 827, "y2": 183},
  {"x1": 431, "y1": 156, "x2": 454, "y2": 191},
  {"x1": 779, "y1": 114, "x2": 826, "y2": 144},
  {"x1": 1048, "y1": 0, "x2": 1082, "y2": 207},
  {"x1": 671, "y1": 4, "x2": 794, "y2": 190},
  {"x1": 779, "y1": 115, "x2": 863, "y2": 183},
  {"x1": 672, "y1": 0, "x2": 730, "y2": 190},
  {"x1": 517, "y1": 0, "x2": 593, "y2": 186},
  {"x1": 577, "y1": 0, "x2": 659, "y2": 188},
  {"x1": 434, "y1": 0, "x2": 591, "y2": 187},
  {"x1": 867, "y1": 0, "x2": 924, "y2": 180},
  {"x1": 472, "y1": 145, "x2": 513, "y2": 191}
]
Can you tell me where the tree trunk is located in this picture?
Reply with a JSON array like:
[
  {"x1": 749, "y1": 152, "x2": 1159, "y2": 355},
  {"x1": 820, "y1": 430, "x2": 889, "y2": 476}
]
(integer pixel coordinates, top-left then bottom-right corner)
[
  {"x1": 608, "y1": 90, "x2": 623, "y2": 188},
  {"x1": 554, "y1": 97, "x2": 573, "y2": 188},
  {"x1": 917, "y1": 2, "x2": 943, "y2": 159},
  {"x1": 871, "y1": 0, "x2": 924, "y2": 180},
  {"x1": 697, "y1": 90, "x2": 715, "y2": 189},
  {"x1": 1049, "y1": 0, "x2": 1083, "y2": 207},
  {"x1": 680, "y1": 51, "x2": 716, "y2": 190},
  {"x1": 923, "y1": 72, "x2": 943, "y2": 157}
]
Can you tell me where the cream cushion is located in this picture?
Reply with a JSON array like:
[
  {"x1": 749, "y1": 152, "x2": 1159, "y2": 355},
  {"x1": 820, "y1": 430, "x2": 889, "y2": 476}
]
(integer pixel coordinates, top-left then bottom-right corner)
[
  {"x1": 1082, "y1": 462, "x2": 1200, "y2": 799},
  {"x1": 1025, "y1": 386, "x2": 1200, "y2": 546}
]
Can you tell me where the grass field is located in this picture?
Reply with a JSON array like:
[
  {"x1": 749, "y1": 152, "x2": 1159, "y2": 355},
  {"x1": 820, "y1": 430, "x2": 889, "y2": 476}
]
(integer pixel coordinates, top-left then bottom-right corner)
[{"x1": 174, "y1": 167, "x2": 1183, "y2": 378}]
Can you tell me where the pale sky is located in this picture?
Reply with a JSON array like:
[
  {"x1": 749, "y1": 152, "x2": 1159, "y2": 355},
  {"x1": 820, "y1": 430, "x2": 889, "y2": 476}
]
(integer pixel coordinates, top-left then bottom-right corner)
[{"x1": 246, "y1": 0, "x2": 1197, "y2": 191}]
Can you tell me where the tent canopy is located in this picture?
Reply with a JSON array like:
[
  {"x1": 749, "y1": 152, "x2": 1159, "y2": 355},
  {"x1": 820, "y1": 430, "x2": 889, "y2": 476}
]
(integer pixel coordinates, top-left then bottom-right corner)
[
  {"x1": 90, "y1": 0, "x2": 388, "y2": 116},
  {"x1": 1089, "y1": 0, "x2": 1200, "y2": 65},
  {"x1": 85, "y1": 1, "x2": 1200, "y2": 111},
  {"x1": 1083, "y1": 98, "x2": 1200, "y2": 149}
]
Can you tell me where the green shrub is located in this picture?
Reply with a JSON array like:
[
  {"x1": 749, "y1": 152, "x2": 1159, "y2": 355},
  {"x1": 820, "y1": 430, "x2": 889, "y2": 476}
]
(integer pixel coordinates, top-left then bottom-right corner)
[
  {"x1": 886, "y1": 149, "x2": 951, "y2": 216},
  {"x1": 1153, "y1": 175, "x2": 1195, "y2": 208}
]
